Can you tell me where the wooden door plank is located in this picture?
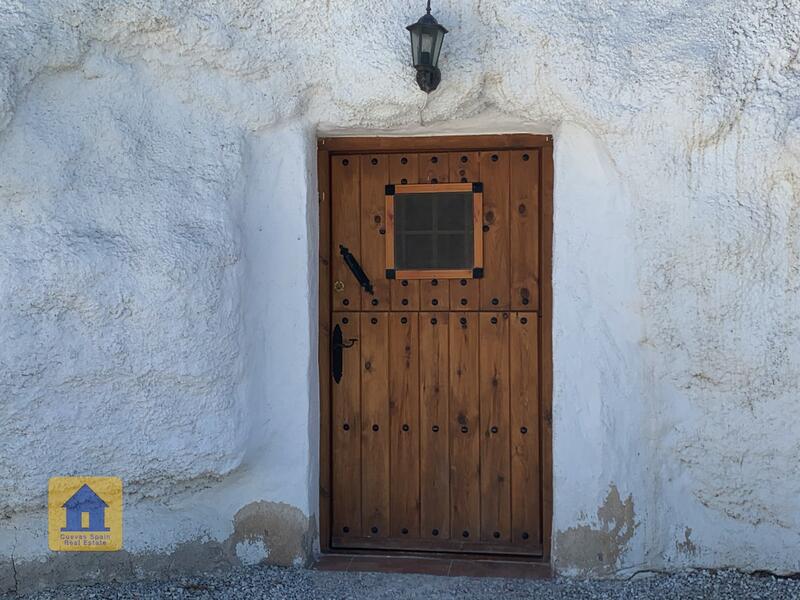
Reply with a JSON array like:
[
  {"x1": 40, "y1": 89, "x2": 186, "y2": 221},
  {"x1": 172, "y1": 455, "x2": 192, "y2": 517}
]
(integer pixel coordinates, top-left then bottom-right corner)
[
  {"x1": 419, "y1": 152, "x2": 450, "y2": 184},
  {"x1": 479, "y1": 151, "x2": 510, "y2": 310},
  {"x1": 331, "y1": 312, "x2": 362, "y2": 538},
  {"x1": 479, "y1": 312, "x2": 512, "y2": 542},
  {"x1": 510, "y1": 312, "x2": 541, "y2": 546},
  {"x1": 510, "y1": 150, "x2": 540, "y2": 311},
  {"x1": 332, "y1": 155, "x2": 361, "y2": 311},
  {"x1": 448, "y1": 151, "x2": 480, "y2": 185},
  {"x1": 360, "y1": 312, "x2": 390, "y2": 538},
  {"x1": 360, "y1": 155, "x2": 390, "y2": 311},
  {"x1": 389, "y1": 155, "x2": 420, "y2": 311},
  {"x1": 418, "y1": 153, "x2": 451, "y2": 311},
  {"x1": 420, "y1": 277, "x2": 450, "y2": 312},
  {"x1": 389, "y1": 312, "x2": 420, "y2": 538},
  {"x1": 449, "y1": 276, "x2": 479, "y2": 312},
  {"x1": 540, "y1": 144, "x2": 554, "y2": 560},
  {"x1": 449, "y1": 312, "x2": 481, "y2": 542},
  {"x1": 419, "y1": 312, "x2": 450, "y2": 540},
  {"x1": 448, "y1": 152, "x2": 480, "y2": 311},
  {"x1": 318, "y1": 147, "x2": 332, "y2": 551}
]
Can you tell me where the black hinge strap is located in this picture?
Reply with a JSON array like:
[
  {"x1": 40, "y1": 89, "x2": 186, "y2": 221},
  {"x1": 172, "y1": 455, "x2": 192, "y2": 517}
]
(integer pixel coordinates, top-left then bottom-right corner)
[{"x1": 339, "y1": 245, "x2": 374, "y2": 295}]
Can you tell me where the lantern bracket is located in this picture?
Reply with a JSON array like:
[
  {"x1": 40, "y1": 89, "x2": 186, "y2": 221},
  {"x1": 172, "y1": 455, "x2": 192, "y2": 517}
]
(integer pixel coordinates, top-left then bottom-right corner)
[{"x1": 416, "y1": 67, "x2": 442, "y2": 94}]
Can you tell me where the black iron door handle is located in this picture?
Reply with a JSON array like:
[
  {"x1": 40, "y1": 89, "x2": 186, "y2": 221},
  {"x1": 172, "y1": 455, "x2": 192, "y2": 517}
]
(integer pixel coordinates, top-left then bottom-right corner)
[
  {"x1": 331, "y1": 324, "x2": 358, "y2": 384},
  {"x1": 339, "y1": 245, "x2": 374, "y2": 295}
]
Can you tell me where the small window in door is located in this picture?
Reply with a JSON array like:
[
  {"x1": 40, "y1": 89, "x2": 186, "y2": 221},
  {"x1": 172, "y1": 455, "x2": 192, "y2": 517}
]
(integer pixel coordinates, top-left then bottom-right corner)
[{"x1": 385, "y1": 182, "x2": 483, "y2": 280}]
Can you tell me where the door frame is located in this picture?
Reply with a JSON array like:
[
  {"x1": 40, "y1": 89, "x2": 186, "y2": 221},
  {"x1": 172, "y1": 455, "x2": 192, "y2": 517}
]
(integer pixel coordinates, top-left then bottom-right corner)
[{"x1": 317, "y1": 134, "x2": 554, "y2": 562}]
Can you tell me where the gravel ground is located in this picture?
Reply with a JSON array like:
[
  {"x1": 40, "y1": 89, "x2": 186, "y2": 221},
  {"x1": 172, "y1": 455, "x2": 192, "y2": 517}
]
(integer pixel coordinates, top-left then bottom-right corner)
[{"x1": 5, "y1": 566, "x2": 800, "y2": 599}]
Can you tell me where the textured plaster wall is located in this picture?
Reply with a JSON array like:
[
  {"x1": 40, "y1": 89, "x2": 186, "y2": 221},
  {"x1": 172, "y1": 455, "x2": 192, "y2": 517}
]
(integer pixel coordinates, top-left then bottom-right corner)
[{"x1": 1, "y1": 0, "x2": 800, "y2": 587}]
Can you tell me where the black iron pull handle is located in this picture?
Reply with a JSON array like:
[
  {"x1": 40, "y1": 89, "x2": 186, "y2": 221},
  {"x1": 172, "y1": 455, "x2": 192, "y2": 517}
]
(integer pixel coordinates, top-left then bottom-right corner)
[
  {"x1": 331, "y1": 324, "x2": 358, "y2": 384},
  {"x1": 339, "y1": 245, "x2": 374, "y2": 295}
]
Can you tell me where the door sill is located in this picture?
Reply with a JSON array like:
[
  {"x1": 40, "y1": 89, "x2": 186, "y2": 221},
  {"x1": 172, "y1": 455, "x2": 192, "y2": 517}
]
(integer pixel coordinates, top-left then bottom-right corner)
[{"x1": 313, "y1": 552, "x2": 552, "y2": 579}]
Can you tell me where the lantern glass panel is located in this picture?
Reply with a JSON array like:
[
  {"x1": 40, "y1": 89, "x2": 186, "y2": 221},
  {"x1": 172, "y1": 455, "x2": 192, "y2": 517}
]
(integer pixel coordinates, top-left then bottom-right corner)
[
  {"x1": 429, "y1": 26, "x2": 444, "y2": 66},
  {"x1": 409, "y1": 23, "x2": 445, "y2": 68},
  {"x1": 420, "y1": 29, "x2": 435, "y2": 66},
  {"x1": 409, "y1": 27, "x2": 422, "y2": 66}
]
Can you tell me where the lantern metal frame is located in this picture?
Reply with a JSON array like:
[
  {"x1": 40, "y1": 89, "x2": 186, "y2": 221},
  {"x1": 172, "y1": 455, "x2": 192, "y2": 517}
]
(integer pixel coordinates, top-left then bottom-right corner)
[{"x1": 406, "y1": 1, "x2": 448, "y2": 93}]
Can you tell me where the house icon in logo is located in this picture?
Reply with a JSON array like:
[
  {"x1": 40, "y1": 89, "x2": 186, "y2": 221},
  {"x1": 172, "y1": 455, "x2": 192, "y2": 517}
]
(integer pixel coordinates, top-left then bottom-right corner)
[{"x1": 61, "y1": 483, "x2": 110, "y2": 532}]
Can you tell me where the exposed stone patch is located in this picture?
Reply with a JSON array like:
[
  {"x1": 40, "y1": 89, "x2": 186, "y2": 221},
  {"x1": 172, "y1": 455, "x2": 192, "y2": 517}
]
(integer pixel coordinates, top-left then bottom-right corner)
[
  {"x1": 224, "y1": 501, "x2": 313, "y2": 568},
  {"x1": 555, "y1": 486, "x2": 637, "y2": 576},
  {"x1": 677, "y1": 527, "x2": 698, "y2": 556}
]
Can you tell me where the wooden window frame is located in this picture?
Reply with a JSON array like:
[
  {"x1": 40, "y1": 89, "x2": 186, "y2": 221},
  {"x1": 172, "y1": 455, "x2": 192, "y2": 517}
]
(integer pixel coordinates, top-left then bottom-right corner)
[
  {"x1": 385, "y1": 182, "x2": 484, "y2": 280},
  {"x1": 317, "y1": 134, "x2": 554, "y2": 565}
]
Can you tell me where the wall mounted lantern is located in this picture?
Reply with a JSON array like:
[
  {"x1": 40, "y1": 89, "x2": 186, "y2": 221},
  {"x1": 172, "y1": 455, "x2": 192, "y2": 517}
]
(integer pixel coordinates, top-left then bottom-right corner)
[{"x1": 407, "y1": 1, "x2": 448, "y2": 93}]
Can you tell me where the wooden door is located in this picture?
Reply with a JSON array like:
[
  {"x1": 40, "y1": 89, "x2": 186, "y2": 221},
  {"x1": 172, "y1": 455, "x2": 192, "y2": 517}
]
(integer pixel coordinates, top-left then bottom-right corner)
[{"x1": 320, "y1": 136, "x2": 553, "y2": 558}]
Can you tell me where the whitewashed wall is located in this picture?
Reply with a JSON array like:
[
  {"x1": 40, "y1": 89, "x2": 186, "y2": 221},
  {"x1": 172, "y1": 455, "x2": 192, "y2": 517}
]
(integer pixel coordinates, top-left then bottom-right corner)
[{"x1": 1, "y1": 0, "x2": 799, "y2": 586}]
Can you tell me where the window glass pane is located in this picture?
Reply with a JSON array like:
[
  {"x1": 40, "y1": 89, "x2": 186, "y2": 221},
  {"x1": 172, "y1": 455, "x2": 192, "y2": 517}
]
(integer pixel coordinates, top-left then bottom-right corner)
[
  {"x1": 437, "y1": 194, "x2": 471, "y2": 231},
  {"x1": 398, "y1": 232, "x2": 435, "y2": 270},
  {"x1": 436, "y1": 233, "x2": 470, "y2": 268},
  {"x1": 394, "y1": 191, "x2": 474, "y2": 271},
  {"x1": 396, "y1": 194, "x2": 434, "y2": 231}
]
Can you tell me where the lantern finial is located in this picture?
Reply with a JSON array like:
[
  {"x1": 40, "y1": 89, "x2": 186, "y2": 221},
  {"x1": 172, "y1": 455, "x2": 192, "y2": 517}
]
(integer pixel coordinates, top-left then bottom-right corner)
[{"x1": 426, "y1": 0, "x2": 431, "y2": 14}]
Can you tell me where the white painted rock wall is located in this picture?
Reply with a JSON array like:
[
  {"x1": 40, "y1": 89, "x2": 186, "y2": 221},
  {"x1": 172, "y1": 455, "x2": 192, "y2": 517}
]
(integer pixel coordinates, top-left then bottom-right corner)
[{"x1": 1, "y1": 0, "x2": 799, "y2": 583}]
